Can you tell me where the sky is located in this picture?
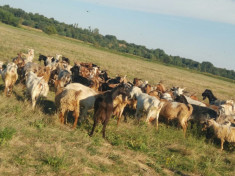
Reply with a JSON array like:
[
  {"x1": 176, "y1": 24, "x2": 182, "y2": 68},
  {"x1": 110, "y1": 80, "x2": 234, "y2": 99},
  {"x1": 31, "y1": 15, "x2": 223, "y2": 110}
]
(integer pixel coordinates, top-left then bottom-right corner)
[{"x1": 0, "y1": 0, "x2": 235, "y2": 70}]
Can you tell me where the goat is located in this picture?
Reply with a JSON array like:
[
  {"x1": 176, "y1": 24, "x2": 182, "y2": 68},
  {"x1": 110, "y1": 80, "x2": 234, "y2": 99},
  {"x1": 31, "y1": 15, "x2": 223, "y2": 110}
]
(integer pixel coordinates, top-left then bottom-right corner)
[
  {"x1": 219, "y1": 102, "x2": 235, "y2": 116},
  {"x1": 130, "y1": 86, "x2": 164, "y2": 130},
  {"x1": 13, "y1": 53, "x2": 26, "y2": 83},
  {"x1": 160, "y1": 99, "x2": 193, "y2": 138},
  {"x1": 216, "y1": 114, "x2": 235, "y2": 125},
  {"x1": 36, "y1": 66, "x2": 51, "y2": 83},
  {"x1": 173, "y1": 87, "x2": 206, "y2": 107},
  {"x1": 62, "y1": 56, "x2": 70, "y2": 64},
  {"x1": 133, "y1": 78, "x2": 143, "y2": 87},
  {"x1": 89, "y1": 83, "x2": 131, "y2": 138},
  {"x1": 205, "y1": 119, "x2": 235, "y2": 150},
  {"x1": 202, "y1": 89, "x2": 227, "y2": 106},
  {"x1": 65, "y1": 83, "x2": 99, "y2": 120},
  {"x1": 1, "y1": 62, "x2": 18, "y2": 96},
  {"x1": 26, "y1": 71, "x2": 49, "y2": 110},
  {"x1": 55, "y1": 84, "x2": 82, "y2": 128},
  {"x1": 175, "y1": 95, "x2": 218, "y2": 128},
  {"x1": 57, "y1": 69, "x2": 71, "y2": 87},
  {"x1": 38, "y1": 54, "x2": 48, "y2": 66},
  {"x1": 141, "y1": 84, "x2": 152, "y2": 94},
  {"x1": 22, "y1": 49, "x2": 34, "y2": 63},
  {"x1": 156, "y1": 82, "x2": 166, "y2": 93},
  {"x1": 113, "y1": 94, "x2": 129, "y2": 125}
]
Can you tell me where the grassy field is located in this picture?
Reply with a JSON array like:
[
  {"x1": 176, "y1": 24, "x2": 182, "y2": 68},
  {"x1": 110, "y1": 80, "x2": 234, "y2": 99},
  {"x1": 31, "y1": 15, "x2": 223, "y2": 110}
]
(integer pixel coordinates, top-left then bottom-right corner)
[{"x1": 0, "y1": 22, "x2": 235, "y2": 176}]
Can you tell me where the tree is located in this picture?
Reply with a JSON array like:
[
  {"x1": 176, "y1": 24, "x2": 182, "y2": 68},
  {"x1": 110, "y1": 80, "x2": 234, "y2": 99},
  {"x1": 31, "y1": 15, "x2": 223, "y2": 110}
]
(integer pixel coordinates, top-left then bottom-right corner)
[
  {"x1": 201, "y1": 61, "x2": 214, "y2": 72},
  {"x1": 43, "y1": 25, "x2": 57, "y2": 35}
]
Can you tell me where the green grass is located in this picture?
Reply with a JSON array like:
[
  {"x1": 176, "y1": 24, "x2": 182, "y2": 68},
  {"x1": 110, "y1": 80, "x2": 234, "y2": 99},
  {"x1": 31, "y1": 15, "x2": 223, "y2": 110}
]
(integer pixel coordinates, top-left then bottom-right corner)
[{"x1": 0, "y1": 22, "x2": 234, "y2": 175}]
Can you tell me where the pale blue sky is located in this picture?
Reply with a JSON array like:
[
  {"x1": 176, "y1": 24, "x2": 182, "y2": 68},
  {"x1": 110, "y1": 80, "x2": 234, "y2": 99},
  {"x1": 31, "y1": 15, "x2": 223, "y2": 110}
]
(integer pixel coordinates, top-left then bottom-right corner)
[{"x1": 0, "y1": 0, "x2": 235, "y2": 70}]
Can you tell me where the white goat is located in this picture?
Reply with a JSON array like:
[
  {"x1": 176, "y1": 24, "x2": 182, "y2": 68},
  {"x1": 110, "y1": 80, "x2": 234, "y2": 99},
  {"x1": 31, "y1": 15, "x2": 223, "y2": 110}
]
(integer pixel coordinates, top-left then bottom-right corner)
[
  {"x1": 206, "y1": 119, "x2": 235, "y2": 150},
  {"x1": 65, "y1": 83, "x2": 98, "y2": 120},
  {"x1": 219, "y1": 101, "x2": 235, "y2": 116},
  {"x1": 1, "y1": 62, "x2": 18, "y2": 96},
  {"x1": 22, "y1": 49, "x2": 34, "y2": 63},
  {"x1": 130, "y1": 86, "x2": 164, "y2": 130},
  {"x1": 26, "y1": 71, "x2": 49, "y2": 110},
  {"x1": 173, "y1": 87, "x2": 206, "y2": 107}
]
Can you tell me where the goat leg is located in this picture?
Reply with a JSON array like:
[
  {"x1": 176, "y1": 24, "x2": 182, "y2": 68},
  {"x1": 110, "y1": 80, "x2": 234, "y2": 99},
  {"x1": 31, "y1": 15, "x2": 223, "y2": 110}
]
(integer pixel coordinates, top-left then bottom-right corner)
[
  {"x1": 72, "y1": 110, "x2": 79, "y2": 129},
  {"x1": 220, "y1": 139, "x2": 224, "y2": 151},
  {"x1": 90, "y1": 116, "x2": 98, "y2": 137}
]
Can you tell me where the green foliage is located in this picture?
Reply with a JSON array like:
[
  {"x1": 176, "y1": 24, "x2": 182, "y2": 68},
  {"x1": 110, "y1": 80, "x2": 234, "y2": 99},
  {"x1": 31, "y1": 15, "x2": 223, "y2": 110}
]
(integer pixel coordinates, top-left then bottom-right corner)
[
  {"x1": 0, "y1": 127, "x2": 16, "y2": 145},
  {"x1": 43, "y1": 25, "x2": 57, "y2": 35},
  {"x1": 0, "y1": 8, "x2": 20, "y2": 26}
]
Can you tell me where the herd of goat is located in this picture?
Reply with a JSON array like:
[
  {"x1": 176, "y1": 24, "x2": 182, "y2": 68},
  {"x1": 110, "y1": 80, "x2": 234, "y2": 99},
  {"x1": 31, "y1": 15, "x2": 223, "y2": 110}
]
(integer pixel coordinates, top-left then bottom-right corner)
[{"x1": 0, "y1": 49, "x2": 235, "y2": 151}]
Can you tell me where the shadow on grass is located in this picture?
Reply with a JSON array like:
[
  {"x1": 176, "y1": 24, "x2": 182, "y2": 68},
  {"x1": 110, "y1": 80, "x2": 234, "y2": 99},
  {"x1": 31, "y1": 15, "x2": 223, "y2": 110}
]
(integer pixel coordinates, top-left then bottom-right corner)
[
  {"x1": 39, "y1": 99, "x2": 57, "y2": 115},
  {"x1": 13, "y1": 90, "x2": 26, "y2": 102},
  {"x1": 0, "y1": 84, "x2": 4, "y2": 91}
]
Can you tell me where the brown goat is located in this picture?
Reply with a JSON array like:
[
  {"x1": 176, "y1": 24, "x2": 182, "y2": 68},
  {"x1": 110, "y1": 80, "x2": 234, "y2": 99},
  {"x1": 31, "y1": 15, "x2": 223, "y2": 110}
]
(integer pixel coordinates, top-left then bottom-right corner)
[
  {"x1": 160, "y1": 101, "x2": 193, "y2": 138},
  {"x1": 55, "y1": 82, "x2": 82, "y2": 128},
  {"x1": 37, "y1": 66, "x2": 51, "y2": 83},
  {"x1": 156, "y1": 83, "x2": 166, "y2": 93},
  {"x1": 113, "y1": 94, "x2": 129, "y2": 125},
  {"x1": 1, "y1": 62, "x2": 18, "y2": 96},
  {"x1": 89, "y1": 83, "x2": 131, "y2": 138},
  {"x1": 142, "y1": 84, "x2": 152, "y2": 94}
]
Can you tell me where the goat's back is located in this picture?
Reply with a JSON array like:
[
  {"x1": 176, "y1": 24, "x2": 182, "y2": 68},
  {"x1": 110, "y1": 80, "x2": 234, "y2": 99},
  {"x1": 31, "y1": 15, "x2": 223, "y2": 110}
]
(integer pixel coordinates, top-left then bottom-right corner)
[{"x1": 65, "y1": 83, "x2": 98, "y2": 109}]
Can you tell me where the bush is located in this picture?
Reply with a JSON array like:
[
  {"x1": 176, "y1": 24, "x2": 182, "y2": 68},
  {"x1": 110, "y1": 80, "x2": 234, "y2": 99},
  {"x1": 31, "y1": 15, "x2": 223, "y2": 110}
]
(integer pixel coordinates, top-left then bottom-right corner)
[{"x1": 43, "y1": 25, "x2": 57, "y2": 35}]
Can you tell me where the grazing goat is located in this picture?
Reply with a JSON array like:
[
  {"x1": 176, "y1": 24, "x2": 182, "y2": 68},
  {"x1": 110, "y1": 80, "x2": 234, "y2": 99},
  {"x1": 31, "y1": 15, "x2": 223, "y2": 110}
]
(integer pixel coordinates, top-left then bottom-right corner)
[
  {"x1": 57, "y1": 69, "x2": 71, "y2": 87},
  {"x1": 156, "y1": 82, "x2": 166, "y2": 93},
  {"x1": 113, "y1": 94, "x2": 129, "y2": 125},
  {"x1": 133, "y1": 78, "x2": 143, "y2": 87},
  {"x1": 216, "y1": 114, "x2": 235, "y2": 125},
  {"x1": 65, "y1": 83, "x2": 99, "y2": 120},
  {"x1": 219, "y1": 102, "x2": 235, "y2": 116},
  {"x1": 38, "y1": 54, "x2": 48, "y2": 66},
  {"x1": 202, "y1": 89, "x2": 227, "y2": 106},
  {"x1": 62, "y1": 56, "x2": 70, "y2": 64},
  {"x1": 160, "y1": 100, "x2": 193, "y2": 138},
  {"x1": 22, "y1": 49, "x2": 34, "y2": 63},
  {"x1": 55, "y1": 86, "x2": 82, "y2": 128},
  {"x1": 173, "y1": 87, "x2": 206, "y2": 107},
  {"x1": 205, "y1": 119, "x2": 235, "y2": 150},
  {"x1": 13, "y1": 53, "x2": 26, "y2": 82},
  {"x1": 26, "y1": 71, "x2": 49, "y2": 110},
  {"x1": 175, "y1": 95, "x2": 218, "y2": 128},
  {"x1": 89, "y1": 83, "x2": 131, "y2": 138},
  {"x1": 36, "y1": 66, "x2": 51, "y2": 83},
  {"x1": 130, "y1": 86, "x2": 164, "y2": 130},
  {"x1": 141, "y1": 84, "x2": 152, "y2": 94},
  {"x1": 1, "y1": 62, "x2": 18, "y2": 96}
]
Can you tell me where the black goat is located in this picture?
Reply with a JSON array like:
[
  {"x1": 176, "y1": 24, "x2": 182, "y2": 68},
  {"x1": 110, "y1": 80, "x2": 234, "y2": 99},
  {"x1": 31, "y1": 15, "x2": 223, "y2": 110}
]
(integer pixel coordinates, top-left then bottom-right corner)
[
  {"x1": 202, "y1": 89, "x2": 226, "y2": 105},
  {"x1": 175, "y1": 94, "x2": 219, "y2": 127}
]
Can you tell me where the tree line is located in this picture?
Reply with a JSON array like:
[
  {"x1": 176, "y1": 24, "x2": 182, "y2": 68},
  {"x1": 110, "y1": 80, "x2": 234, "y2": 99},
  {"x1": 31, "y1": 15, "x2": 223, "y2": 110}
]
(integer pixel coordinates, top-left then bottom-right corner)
[{"x1": 0, "y1": 5, "x2": 235, "y2": 80}]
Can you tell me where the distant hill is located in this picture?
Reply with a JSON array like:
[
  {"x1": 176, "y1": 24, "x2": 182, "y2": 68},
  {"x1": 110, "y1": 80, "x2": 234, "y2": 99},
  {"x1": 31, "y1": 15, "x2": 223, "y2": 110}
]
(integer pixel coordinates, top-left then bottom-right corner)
[{"x1": 0, "y1": 5, "x2": 235, "y2": 80}]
